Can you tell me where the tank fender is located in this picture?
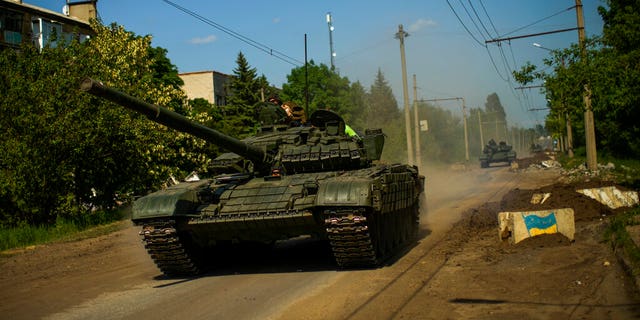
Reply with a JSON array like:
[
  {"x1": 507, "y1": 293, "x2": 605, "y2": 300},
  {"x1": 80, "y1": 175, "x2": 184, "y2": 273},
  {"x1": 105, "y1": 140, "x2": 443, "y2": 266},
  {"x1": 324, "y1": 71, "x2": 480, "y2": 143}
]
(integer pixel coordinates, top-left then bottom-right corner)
[
  {"x1": 132, "y1": 179, "x2": 211, "y2": 221},
  {"x1": 316, "y1": 178, "x2": 373, "y2": 207}
]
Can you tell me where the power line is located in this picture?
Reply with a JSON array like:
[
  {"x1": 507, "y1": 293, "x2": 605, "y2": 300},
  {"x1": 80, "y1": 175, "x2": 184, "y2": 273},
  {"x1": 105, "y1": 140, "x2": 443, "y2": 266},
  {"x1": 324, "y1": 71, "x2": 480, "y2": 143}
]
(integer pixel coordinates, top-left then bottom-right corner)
[
  {"x1": 467, "y1": 0, "x2": 493, "y2": 39},
  {"x1": 457, "y1": 0, "x2": 489, "y2": 41},
  {"x1": 446, "y1": 0, "x2": 538, "y2": 122},
  {"x1": 161, "y1": 0, "x2": 303, "y2": 66},
  {"x1": 499, "y1": 5, "x2": 577, "y2": 37},
  {"x1": 478, "y1": 0, "x2": 499, "y2": 36},
  {"x1": 486, "y1": 27, "x2": 581, "y2": 43},
  {"x1": 446, "y1": 0, "x2": 486, "y2": 46},
  {"x1": 484, "y1": 46, "x2": 508, "y2": 81}
]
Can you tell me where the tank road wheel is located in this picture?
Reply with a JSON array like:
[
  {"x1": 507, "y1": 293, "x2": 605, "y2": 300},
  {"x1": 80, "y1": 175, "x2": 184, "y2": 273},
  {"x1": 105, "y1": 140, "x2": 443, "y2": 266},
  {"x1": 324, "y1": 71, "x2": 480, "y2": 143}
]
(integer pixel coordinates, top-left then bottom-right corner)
[
  {"x1": 325, "y1": 209, "x2": 378, "y2": 268},
  {"x1": 140, "y1": 220, "x2": 202, "y2": 277},
  {"x1": 480, "y1": 160, "x2": 489, "y2": 168},
  {"x1": 325, "y1": 204, "x2": 420, "y2": 268}
]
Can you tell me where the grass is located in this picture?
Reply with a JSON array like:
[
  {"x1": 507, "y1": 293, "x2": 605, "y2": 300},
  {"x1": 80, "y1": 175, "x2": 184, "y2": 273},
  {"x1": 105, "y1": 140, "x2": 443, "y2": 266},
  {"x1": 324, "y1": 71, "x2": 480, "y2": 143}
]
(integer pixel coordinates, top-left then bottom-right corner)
[
  {"x1": 556, "y1": 150, "x2": 640, "y2": 188},
  {"x1": 605, "y1": 208, "x2": 640, "y2": 281},
  {"x1": 556, "y1": 151, "x2": 640, "y2": 282},
  {"x1": 0, "y1": 206, "x2": 130, "y2": 252}
]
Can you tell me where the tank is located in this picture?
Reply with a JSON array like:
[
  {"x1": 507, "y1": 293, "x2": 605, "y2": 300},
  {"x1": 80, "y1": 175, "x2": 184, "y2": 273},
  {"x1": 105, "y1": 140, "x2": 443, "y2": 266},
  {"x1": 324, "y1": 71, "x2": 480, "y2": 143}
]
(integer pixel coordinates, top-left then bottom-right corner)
[
  {"x1": 80, "y1": 78, "x2": 425, "y2": 276},
  {"x1": 479, "y1": 139, "x2": 516, "y2": 168}
]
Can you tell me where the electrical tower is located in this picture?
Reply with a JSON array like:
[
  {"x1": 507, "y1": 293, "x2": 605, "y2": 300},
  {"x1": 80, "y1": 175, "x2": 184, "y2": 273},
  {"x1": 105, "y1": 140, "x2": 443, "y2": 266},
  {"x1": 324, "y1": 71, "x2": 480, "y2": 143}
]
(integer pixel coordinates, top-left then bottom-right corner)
[{"x1": 326, "y1": 12, "x2": 336, "y2": 71}]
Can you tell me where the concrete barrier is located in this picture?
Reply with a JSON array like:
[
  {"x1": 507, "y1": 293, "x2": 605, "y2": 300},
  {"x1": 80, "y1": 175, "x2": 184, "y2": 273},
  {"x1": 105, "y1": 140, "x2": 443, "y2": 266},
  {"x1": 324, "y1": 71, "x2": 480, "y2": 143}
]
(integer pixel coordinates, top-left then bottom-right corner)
[
  {"x1": 576, "y1": 186, "x2": 639, "y2": 209},
  {"x1": 498, "y1": 208, "x2": 575, "y2": 244}
]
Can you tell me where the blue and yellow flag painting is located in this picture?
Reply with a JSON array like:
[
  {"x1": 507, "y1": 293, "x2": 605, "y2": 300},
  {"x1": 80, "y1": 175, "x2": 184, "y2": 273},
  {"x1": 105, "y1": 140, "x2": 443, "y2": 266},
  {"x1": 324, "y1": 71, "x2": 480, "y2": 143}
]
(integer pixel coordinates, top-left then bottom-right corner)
[{"x1": 522, "y1": 212, "x2": 558, "y2": 236}]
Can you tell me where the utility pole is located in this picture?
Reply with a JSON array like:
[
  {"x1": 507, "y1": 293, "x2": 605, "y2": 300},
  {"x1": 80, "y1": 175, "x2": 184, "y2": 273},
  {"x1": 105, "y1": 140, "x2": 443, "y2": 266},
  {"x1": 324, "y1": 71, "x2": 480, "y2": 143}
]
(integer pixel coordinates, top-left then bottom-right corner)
[
  {"x1": 557, "y1": 114, "x2": 565, "y2": 153},
  {"x1": 412, "y1": 74, "x2": 422, "y2": 169},
  {"x1": 462, "y1": 98, "x2": 469, "y2": 161},
  {"x1": 396, "y1": 24, "x2": 414, "y2": 166},
  {"x1": 566, "y1": 112, "x2": 574, "y2": 157},
  {"x1": 576, "y1": 0, "x2": 597, "y2": 170},
  {"x1": 477, "y1": 109, "x2": 484, "y2": 152},
  {"x1": 326, "y1": 13, "x2": 336, "y2": 71}
]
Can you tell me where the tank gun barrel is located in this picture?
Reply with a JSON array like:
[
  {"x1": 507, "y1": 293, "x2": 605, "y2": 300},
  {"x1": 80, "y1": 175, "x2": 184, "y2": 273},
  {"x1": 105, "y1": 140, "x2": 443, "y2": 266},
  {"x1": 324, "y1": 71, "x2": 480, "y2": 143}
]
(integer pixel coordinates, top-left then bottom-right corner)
[{"x1": 80, "y1": 78, "x2": 267, "y2": 165}]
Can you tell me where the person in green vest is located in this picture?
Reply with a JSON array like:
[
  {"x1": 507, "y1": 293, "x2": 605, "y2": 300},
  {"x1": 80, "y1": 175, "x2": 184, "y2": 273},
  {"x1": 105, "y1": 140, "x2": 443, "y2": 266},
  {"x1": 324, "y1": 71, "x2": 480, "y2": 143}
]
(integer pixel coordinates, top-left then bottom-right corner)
[{"x1": 344, "y1": 124, "x2": 360, "y2": 139}]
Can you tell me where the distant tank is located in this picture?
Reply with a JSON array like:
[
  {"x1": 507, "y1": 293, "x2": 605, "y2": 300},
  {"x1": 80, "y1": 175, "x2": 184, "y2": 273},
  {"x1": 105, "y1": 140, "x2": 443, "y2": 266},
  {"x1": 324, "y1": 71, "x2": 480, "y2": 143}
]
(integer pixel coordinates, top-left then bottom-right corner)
[
  {"x1": 81, "y1": 78, "x2": 425, "y2": 276},
  {"x1": 479, "y1": 139, "x2": 516, "y2": 168}
]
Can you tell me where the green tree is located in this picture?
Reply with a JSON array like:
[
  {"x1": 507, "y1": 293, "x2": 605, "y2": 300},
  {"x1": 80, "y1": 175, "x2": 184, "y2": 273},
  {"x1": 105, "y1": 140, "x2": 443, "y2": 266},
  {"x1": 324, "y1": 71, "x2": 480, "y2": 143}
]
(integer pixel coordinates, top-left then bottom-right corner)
[
  {"x1": 281, "y1": 61, "x2": 352, "y2": 118},
  {"x1": 346, "y1": 81, "x2": 368, "y2": 130},
  {"x1": 513, "y1": 0, "x2": 640, "y2": 158},
  {"x1": 593, "y1": 0, "x2": 640, "y2": 156},
  {"x1": 367, "y1": 69, "x2": 401, "y2": 128},
  {"x1": 365, "y1": 69, "x2": 405, "y2": 163},
  {"x1": 0, "y1": 21, "x2": 209, "y2": 227},
  {"x1": 484, "y1": 93, "x2": 507, "y2": 141},
  {"x1": 228, "y1": 51, "x2": 261, "y2": 106},
  {"x1": 416, "y1": 102, "x2": 465, "y2": 163},
  {"x1": 224, "y1": 51, "x2": 263, "y2": 137},
  {"x1": 148, "y1": 46, "x2": 185, "y2": 113}
]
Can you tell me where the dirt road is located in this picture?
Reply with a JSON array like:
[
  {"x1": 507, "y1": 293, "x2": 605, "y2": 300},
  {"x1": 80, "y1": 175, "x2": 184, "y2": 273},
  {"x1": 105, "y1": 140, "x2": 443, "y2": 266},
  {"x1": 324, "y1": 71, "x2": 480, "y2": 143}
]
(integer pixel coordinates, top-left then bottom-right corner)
[{"x1": 1, "y1": 165, "x2": 639, "y2": 319}]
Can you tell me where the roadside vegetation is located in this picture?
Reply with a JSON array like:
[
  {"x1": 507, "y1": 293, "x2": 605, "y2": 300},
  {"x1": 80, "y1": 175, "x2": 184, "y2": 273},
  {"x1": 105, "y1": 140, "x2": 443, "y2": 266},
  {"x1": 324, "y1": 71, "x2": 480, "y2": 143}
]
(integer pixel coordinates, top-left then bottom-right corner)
[
  {"x1": 0, "y1": 207, "x2": 127, "y2": 252},
  {"x1": 556, "y1": 151, "x2": 640, "y2": 281},
  {"x1": 606, "y1": 207, "x2": 640, "y2": 283}
]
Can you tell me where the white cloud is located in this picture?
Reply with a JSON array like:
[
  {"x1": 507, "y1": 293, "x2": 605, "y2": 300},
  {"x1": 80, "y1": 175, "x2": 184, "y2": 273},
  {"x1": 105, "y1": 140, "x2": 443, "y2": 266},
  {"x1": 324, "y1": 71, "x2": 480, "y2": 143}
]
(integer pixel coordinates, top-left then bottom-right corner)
[
  {"x1": 189, "y1": 35, "x2": 217, "y2": 45},
  {"x1": 408, "y1": 18, "x2": 437, "y2": 32},
  {"x1": 273, "y1": 17, "x2": 281, "y2": 23}
]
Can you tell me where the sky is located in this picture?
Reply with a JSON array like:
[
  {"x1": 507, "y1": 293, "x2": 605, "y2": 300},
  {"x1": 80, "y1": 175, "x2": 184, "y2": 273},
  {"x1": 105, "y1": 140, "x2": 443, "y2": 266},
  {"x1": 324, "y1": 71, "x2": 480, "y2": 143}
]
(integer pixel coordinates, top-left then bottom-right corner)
[{"x1": 28, "y1": 0, "x2": 605, "y2": 128}]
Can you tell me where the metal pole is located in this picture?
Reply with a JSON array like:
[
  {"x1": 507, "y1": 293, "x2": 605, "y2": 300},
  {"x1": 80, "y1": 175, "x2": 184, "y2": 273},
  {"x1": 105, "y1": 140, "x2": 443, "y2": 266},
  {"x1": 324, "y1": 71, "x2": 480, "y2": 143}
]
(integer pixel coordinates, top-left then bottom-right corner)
[
  {"x1": 462, "y1": 98, "x2": 469, "y2": 161},
  {"x1": 396, "y1": 25, "x2": 414, "y2": 165},
  {"x1": 478, "y1": 109, "x2": 484, "y2": 152},
  {"x1": 576, "y1": 0, "x2": 597, "y2": 170},
  {"x1": 326, "y1": 13, "x2": 336, "y2": 71},
  {"x1": 304, "y1": 34, "x2": 309, "y2": 116},
  {"x1": 413, "y1": 74, "x2": 422, "y2": 169}
]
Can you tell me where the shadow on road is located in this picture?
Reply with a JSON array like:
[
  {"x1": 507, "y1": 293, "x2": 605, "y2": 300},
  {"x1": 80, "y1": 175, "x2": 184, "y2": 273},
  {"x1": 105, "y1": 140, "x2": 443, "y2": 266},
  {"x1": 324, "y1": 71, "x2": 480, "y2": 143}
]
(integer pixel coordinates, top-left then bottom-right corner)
[{"x1": 153, "y1": 227, "x2": 433, "y2": 283}]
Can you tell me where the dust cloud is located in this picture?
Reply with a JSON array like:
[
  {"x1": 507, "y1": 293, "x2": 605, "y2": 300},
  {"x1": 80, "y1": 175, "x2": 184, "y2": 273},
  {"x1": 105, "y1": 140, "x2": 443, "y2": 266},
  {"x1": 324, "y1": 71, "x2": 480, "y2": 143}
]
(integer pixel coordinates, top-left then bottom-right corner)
[{"x1": 417, "y1": 162, "x2": 495, "y2": 234}]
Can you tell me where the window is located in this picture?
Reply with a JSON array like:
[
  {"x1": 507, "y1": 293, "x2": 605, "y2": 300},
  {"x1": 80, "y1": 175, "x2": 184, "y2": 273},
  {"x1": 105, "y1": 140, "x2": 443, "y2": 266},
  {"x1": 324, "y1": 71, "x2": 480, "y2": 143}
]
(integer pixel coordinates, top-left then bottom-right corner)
[
  {"x1": 215, "y1": 94, "x2": 226, "y2": 106},
  {"x1": 32, "y1": 18, "x2": 62, "y2": 49},
  {"x1": 2, "y1": 10, "x2": 23, "y2": 46}
]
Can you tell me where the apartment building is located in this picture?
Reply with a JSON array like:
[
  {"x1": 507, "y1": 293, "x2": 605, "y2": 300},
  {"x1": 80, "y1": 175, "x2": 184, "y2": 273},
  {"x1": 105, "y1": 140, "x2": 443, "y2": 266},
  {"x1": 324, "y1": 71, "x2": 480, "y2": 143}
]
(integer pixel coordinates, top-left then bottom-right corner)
[
  {"x1": 0, "y1": 0, "x2": 96, "y2": 50},
  {"x1": 179, "y1": 70, "x2": 232, "y2": 106}
]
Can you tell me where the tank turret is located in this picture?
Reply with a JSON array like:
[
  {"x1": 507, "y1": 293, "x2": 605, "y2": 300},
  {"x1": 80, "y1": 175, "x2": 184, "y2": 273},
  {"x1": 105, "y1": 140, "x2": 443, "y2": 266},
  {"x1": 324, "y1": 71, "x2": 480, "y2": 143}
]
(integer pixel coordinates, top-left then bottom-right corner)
[{"x1": 80, "y1": 78, "x2": 385, "y2": 175}]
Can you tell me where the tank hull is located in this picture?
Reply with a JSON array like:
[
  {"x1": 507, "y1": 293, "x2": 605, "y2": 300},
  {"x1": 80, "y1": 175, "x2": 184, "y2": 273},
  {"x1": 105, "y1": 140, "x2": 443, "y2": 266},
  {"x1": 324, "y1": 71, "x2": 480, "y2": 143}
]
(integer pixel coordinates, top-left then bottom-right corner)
[
  {"x1": 136, "y1": 164, "x2": 423, "y2": 275},
  {"x1": 479, "y1": 150, "x2": 516, "y2": 168}
]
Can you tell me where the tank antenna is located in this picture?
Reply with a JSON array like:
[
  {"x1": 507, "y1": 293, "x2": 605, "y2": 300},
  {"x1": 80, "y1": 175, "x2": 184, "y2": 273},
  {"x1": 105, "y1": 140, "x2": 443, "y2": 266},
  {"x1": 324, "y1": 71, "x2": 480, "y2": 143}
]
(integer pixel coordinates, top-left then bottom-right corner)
[{"x1": 304, "y1": 34, "x2": 309, "y2": 116}]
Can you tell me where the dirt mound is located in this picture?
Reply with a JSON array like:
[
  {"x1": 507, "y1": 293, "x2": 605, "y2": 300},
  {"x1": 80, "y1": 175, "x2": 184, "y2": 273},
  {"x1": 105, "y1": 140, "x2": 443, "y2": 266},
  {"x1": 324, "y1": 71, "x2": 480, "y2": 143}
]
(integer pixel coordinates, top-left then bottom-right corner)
[
  {"x1": 515, "y1": 152, "x2": 552, "y2": 168},
  {"x1": 500, "y1": 180, "x2": 621, "y2": 222},
  {"x1": 454, "y1": 179, "x2": 632, "y2": 249}
]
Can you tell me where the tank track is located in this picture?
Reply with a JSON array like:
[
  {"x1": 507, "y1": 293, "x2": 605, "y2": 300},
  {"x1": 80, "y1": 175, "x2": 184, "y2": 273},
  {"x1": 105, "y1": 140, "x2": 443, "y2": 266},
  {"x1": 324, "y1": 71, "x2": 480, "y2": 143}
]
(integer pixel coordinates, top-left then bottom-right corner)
[
  {"x1": 325, "y1": 205, "x2": 419, "y2": 268},
  {"x1": 140, "y1": 220, "x2": 201, "y2": 276}
]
